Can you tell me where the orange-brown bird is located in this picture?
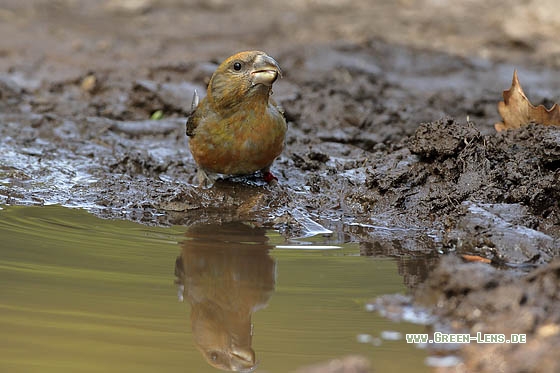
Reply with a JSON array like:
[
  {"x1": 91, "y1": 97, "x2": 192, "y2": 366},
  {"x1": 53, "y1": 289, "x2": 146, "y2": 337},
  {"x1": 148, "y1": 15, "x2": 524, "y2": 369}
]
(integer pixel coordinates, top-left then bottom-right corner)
[{"x1": 186, "y1": 51, "x2": 287, "y2": 188}]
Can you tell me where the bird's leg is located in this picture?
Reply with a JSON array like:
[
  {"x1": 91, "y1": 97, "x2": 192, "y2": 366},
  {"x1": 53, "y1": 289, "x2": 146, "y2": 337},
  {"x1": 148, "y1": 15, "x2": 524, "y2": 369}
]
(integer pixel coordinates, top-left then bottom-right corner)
[
  {"x1": 196, "y1": 168, "x2": 217, "y2": 189},
  {"x1": 261, "y1": 167, "x2": 278, "y2": 184}
]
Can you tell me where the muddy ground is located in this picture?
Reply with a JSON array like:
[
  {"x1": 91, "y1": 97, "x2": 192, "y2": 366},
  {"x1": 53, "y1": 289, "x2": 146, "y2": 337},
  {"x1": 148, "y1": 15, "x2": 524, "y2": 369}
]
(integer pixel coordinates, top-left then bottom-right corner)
[{"x1": 1, "y1": 0, "x2": 560, "y2": 372}]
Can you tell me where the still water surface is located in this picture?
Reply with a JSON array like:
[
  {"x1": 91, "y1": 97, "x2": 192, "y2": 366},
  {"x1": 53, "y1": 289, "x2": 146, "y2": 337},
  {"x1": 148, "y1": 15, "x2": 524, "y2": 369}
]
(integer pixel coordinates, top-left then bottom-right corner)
[{"x1": 0, "y1": 205, "x2": 429, "y2": 372}]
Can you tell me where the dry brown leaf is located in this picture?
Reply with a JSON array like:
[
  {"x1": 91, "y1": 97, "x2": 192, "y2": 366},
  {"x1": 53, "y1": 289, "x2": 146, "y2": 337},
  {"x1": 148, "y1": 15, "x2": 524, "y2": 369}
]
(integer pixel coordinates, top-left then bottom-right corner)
[
  {"x1": 495, "y1": 70, "x2": 560, "y2": 131},
  {"x1": 461, "y1": 254, "x2": 491, "y2": 264}
]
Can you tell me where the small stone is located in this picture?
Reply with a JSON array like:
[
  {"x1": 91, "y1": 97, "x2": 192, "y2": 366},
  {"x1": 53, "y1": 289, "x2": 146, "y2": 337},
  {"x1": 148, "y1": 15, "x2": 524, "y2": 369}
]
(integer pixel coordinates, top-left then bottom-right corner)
[{"x1": 81, "y1": 75, "x2": 97, "y2": 92}]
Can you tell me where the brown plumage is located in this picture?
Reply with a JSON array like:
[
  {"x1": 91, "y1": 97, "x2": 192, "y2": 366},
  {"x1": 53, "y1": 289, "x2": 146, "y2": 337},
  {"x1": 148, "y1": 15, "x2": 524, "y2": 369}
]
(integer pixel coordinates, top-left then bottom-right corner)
[{"x1": 186, "y1": 51, "x2": 287, "y2": 188}]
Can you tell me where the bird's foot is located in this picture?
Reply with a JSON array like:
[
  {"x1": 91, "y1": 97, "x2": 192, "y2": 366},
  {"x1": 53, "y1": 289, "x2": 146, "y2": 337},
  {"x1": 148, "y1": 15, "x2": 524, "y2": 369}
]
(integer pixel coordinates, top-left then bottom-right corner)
[{"x1": 262, "y1": 171, "x2": 278, "y2": 184}]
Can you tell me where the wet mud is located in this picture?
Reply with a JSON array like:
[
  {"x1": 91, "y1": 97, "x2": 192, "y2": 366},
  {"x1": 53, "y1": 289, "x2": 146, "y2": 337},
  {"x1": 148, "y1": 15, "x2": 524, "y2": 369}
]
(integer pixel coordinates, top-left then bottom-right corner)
[
  {"x1": 1, "y1": 1, "x2": 560, "y2": 371},
  {"x1": 416, "y1": 257, "x2": 560, "y2": 373}
]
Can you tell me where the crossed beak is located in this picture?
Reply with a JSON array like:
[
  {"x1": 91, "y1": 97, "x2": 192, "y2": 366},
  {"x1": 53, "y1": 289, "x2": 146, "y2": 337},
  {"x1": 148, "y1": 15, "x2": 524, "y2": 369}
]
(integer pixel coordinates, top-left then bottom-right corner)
[{"x1": 250, "y1": 54, "x2": 282, "y2": 86}]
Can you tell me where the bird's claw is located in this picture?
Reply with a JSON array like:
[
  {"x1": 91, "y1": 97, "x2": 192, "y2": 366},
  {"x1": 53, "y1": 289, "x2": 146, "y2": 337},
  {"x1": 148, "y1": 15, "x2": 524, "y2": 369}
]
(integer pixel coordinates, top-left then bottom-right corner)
[{"x1": 196, "y1": 168, "x2": 216, "y2": 189}]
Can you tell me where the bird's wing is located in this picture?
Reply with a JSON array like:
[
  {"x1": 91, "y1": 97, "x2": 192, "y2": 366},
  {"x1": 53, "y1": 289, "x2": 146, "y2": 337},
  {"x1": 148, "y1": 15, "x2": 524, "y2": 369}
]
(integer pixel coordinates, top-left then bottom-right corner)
[{"x1": 186, "y1": 110, "x2": 199, "y2": 137}]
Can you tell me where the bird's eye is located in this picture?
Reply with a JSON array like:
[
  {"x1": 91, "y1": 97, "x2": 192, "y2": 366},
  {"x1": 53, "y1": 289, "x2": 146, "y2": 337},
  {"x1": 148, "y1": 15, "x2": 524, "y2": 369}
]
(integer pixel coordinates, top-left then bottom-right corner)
[{"x1": 233, "y1": 62, "x2": 242, "y2": 71}]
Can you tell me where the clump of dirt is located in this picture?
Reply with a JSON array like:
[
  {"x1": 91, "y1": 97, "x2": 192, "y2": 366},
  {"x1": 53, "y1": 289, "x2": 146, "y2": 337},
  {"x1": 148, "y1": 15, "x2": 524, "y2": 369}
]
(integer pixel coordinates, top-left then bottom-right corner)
[
  {"x1": 356, "y1": 118, "x2": 560, "y2": 263},
  {"x1": 411, "y1": 120, "x2": 560, "y2": 217}
]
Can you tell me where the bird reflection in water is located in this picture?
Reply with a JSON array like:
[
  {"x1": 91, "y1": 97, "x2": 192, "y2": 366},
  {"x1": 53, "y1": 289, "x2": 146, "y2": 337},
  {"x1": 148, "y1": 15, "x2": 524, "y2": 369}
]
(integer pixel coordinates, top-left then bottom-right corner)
[{"x1": 175, "y1": 222, "x2": 276, "y2": 372}]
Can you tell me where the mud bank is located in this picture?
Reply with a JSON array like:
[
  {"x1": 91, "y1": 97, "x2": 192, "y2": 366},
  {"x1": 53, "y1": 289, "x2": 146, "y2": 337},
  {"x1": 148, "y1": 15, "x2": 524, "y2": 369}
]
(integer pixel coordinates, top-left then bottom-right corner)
[
  {"x1": 4, "y1": 42, "x2": 559, "y2": 253},
  {"x1": 417, "y1": 257, "x2": 560, "y2": 373}
]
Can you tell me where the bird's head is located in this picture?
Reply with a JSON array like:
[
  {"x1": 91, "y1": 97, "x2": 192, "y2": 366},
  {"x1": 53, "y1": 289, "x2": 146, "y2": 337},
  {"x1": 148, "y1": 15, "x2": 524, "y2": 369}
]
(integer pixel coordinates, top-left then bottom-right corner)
[{"x1": 207, "y1": 51, "x2": 282, "y2": 113}]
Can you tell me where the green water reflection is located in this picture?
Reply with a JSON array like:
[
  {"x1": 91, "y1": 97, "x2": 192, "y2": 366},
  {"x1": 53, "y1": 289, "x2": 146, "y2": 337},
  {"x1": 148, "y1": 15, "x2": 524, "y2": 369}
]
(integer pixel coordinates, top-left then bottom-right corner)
[{"x1": 0, "y1": 205, "x2": 429, "y2": 372}]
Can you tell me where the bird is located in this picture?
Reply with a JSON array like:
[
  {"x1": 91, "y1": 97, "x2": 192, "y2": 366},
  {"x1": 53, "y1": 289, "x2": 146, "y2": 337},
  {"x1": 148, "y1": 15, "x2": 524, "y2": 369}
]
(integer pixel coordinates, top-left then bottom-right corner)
[{"x1": 186, "y1": 51, "x2": 287, "y2": 188}]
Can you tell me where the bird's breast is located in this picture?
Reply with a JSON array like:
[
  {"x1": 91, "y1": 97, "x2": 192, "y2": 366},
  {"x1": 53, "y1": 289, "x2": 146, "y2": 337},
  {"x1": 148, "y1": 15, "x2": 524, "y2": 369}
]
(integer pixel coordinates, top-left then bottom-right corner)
[{"x1": 189, "y1": 105, "x2": 287, "y2": 175}]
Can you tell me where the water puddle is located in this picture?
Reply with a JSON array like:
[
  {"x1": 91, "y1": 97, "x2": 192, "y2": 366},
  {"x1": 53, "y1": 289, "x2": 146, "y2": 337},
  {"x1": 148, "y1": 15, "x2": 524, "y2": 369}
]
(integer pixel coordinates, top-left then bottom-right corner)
[{"x1": 0, "y1": 205, "x2": 430, "y2": 372}]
